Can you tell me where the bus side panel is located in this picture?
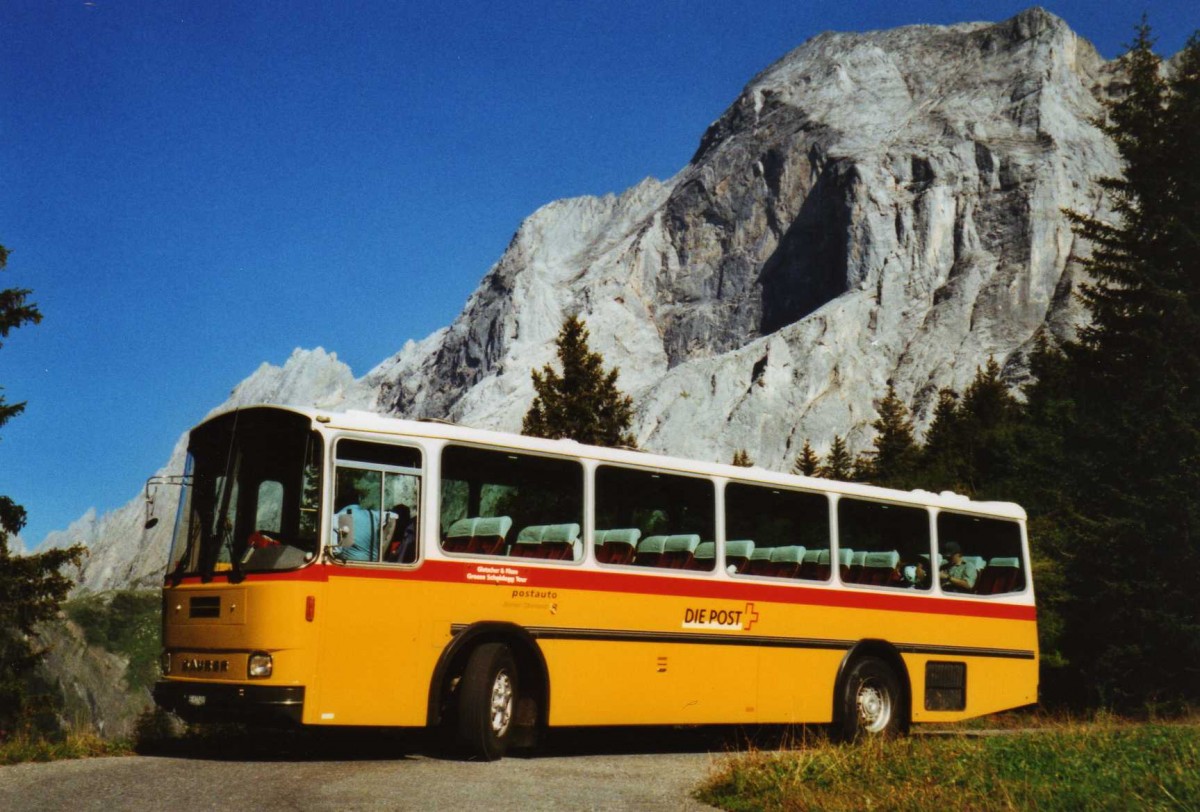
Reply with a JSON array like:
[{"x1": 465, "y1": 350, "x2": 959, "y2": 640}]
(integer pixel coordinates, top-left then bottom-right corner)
[
  {"x1": 541, "y1": 639, "x2": 761, "y2": 726},
  {"x1": 308, "y1": 573, "x2": 430, "y2": 727},
  {"x1": 754, "y1": 648, "x2": 842, "y2": 723},
  {"x1": 907, "y1": 654, "x2": 1039, "y2": 723}
]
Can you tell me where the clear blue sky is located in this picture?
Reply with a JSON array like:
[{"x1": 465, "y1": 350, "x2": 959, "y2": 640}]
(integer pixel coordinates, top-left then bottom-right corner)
[{"x1": 1, "y1": 1, "x2": 1195, "y2": 550}]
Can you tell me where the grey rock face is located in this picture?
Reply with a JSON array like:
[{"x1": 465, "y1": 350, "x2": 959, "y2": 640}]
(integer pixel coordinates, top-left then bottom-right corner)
[
  {"x1": 52, "y1": 8, "x2": 1127, "y2": 593},
  {"x1": 367, "y1": 7, "x2": 1120, "y2": 459},
  {"x1": 35, "y1": 617, "x2": 153, "y2": 740}
]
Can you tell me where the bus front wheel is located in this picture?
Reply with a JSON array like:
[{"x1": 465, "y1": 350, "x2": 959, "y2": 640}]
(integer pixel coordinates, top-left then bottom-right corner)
[
  {"x1": 838, "y1": 656, "x2": 904, "y2": 740},
  {"x1": 456, "y1": 642, "x2": 518, "y2": 760}
]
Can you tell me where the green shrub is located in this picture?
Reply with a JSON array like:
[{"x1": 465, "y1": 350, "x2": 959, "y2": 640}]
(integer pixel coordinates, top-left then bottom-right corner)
[{"x1": 64, "y1": 590, "x2": 161, "y2": 691}]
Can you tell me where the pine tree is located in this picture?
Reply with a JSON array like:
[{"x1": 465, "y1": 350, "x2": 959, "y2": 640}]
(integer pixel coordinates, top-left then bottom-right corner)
[
  {"x1": 792, "y1": 440, "x2": 821, "y2": 477},
  {"x1": 522, "y1": 316, "x2": 635, "y2": 448},
  {"x1": 956, "y1": 359, "x2": 1023, "y2": 497},
  {"x1": 921, "y1": 387, "x2": 966, "y2": 492},
  {"x1": 1025, "y1": 25, "x2": 1200, "y2": 709},
  {"x1": 731, "y1": 449, "x2": 754, "y2": 467},
  {"x1": 0, "y1": 244, "x2": 85, "y2": 737},
  {"x1": 819, "y1": 436, "x2": 855, "y2": 481},
  {"x1": 858, "y1": 384, "x2": 920, "y2": 488}
]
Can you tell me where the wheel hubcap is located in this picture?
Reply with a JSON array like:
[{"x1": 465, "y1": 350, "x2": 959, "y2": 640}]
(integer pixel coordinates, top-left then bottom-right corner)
[
  {"x1": 856, "y1": 681, "x2": 892, "y2": 733},
  {"x1": 489, "y1": 670, "x2": 514, "y2": 736}
]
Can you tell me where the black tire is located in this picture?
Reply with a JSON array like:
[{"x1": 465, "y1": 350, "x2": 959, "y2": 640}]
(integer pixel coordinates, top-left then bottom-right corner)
[
  {"x1": 456, "y1": 643, "x2": 518, "y2": 760},
  {"x1": 838, "y1": 656, "x2": 905, "y2": 741}
]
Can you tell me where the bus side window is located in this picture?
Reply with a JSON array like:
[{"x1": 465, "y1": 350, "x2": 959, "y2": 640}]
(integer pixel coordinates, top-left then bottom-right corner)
[
  {"x1": 594, "y1": 465, "x2": 715, "y2": 570},
  {"x1": 937, "y1": 512, "x2": 1026, "y2": 595},
  {"x1": 724, "y1": 482, "x2": 829, "y2": 580},
  {"x1": 439, "y1": 445, "x2": 583, "y2": 561},
  {"x1": 838, "y1": 498, "x2": 931, "y2": 590},
  {"x1": 334, "y1": 440, "x2": 424, "y2": 565}
]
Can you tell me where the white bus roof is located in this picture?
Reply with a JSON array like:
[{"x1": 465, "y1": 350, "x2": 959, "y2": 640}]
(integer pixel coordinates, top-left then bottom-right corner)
[{"x1": 202, "y1": 404, "x2": 1027, "y2": 521}]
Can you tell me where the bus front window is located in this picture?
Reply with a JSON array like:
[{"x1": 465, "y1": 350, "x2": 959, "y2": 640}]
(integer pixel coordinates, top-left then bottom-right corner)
[{"x1": 168, "y1": 409, "x2": 323, "y2": 578}]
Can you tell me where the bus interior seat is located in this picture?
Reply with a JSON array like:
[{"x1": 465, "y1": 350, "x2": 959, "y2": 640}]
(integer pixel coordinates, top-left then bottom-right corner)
[
  {"x1": 768, "y1": 545, "x2": 806, "y2": 578},
  {"x1": 815, "y1": 549, "x2": 833, "y2": 580},
  {"x1": 724, "y1": 540, "x2": 755, "y2": 573},
  {"x1": 847, "y1": 551, "x2": 867, "y2": 583},
  {"x1": 443, "y1": 516, "x2": 513, "y2": 555},
  {"x1": 594, "y1": 528, "x2": 640, "y2": 565},
  {"x1": 964, "y1": 555, "x2": 987, "y2": 572},
  {"x1": 799, "y1": 549, "x2": 824, "y2": 580},
  {"x1": 745, "y1": 547, "x2": 775, "y2": 576},
  {"x1": 634, "y1": 535, "x2": 668, "y2": 566},
  {"x1": 689, "y1": 541, "x2": 715, "y2": 571},
  {"x1": 975, "y1": 556, "x2": 1022, "y2": 594},
  {"x1": 510, "y1": 523, "x2": 582, "y2": 561},
  {"x1": 859, "y1": 550, "x2": 901, "y2": 586},
  {"x1": 837, "y1": 548, "x2": 854, "y2": 581},
  {"x1": 661, "y1": 534, "x2": 701, "y2": 568}
]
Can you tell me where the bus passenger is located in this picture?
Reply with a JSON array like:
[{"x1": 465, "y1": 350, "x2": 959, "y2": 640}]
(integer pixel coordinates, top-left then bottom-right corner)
[
  {"x1": 384, "y1": 504, "x2": 417, "y2": 563},
  {"x1": 940, "y1": 541, "x2": 978, "y2": 592},
  {"x1": 333, "y1": 504, "x2": 382, "y2": 561},
  {"x1": 896, "y1": 557, "x2": 931, "y2": 589}
]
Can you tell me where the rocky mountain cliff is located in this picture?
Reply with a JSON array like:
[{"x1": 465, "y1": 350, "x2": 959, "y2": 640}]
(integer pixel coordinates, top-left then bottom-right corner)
[{"x1": 54, "y1": 8, "x2": 1125, "y2": 592}]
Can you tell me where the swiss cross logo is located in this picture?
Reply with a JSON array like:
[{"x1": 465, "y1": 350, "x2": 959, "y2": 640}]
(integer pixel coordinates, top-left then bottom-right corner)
[{"x1": 743, "y1": 602, "x2": 760, "y2": 630}]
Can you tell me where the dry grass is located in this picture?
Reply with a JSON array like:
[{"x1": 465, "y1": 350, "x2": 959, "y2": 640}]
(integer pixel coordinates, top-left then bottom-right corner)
[
  {"x1": 0, "y1": 731, "x2": 133, "y2": 765},
  {"x1": 697, "y1": 717, "x2": 1200, "y2": 811}
]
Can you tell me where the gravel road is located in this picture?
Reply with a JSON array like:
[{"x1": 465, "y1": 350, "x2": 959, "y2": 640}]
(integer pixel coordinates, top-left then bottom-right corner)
[{"x1": 0, "y1": 730, "x2": 725, "y2": 811}]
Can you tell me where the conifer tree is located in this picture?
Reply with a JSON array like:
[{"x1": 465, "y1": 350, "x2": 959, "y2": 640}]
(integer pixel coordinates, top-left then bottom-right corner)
[
  {"x1": 0, "y1": 244, "x2": 85, "y2": 737},
  {"x1": 921, "y1": 387, "x2": 966, "y2": 492},
  {"x1": 858, "y1": 384, "x2": 920, "y2": 488},
  {"x1": 522, "y1": 316, "x2": 635, "y2": 448},
  {"x1": 792, "y1": 440, "x2": 821, "y2": 477},
  {"x1": 957, "y1": 359, "x2": 1023, "y2": 497},
  {"x1": 818, "y1": 436, "x2": 854, "y2": 481},
  {"x1": 731, "y1": 449, "x2": 754, "y2": 467},
  {"x1": 1025, "y1": 25, "x2": 1200, "y2": 708}
]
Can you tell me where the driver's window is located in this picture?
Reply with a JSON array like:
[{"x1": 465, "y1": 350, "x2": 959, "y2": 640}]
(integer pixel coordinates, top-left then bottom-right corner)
[{"x1": 256, "y1": 480, "x2": 284, "y2": 534}]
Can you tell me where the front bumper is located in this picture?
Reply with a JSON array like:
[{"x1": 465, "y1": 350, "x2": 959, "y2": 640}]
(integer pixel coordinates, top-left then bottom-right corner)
[{"x1": 154, "y1": 681, "x2": 305, "y2": 725}]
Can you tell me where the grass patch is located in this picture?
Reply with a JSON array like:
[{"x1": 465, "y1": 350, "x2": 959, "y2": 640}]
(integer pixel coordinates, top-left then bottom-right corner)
[
  {"x1": 698, "y1": 723, "x2": 1200, "y2": 811},
  {"x1": 0, "y1": 731, "x2": 133, "y2": 765}
]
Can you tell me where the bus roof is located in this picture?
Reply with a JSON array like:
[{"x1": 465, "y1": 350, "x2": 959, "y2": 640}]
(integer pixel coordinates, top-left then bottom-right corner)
[{"x1": 200, "y1": 404, "x2": 1028, "y2": 521}]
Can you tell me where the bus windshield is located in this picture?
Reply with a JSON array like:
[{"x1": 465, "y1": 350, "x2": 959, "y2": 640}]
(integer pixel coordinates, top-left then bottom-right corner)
[{"x1": 167, "y1": 408, "x2": 323, "y2": 579}]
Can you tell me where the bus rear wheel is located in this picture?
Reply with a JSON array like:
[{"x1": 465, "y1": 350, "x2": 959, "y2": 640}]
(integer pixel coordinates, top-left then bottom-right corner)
[
  {"x1": 456, "y1": 642, "x2": 517, "y2": 761},
  {"x1": 838, "y1": 656, "x2": 904, "y2": 740}
]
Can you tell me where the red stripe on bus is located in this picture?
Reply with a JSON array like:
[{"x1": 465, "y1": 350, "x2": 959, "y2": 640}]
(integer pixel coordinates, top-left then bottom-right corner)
[{"x1": 170, "y1": 559, "x2": 1036, "y2": 622}]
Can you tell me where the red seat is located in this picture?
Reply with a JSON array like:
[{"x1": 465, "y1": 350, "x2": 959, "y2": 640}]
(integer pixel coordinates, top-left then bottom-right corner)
[
  {"x1": 745, "y1": 548, "x2": 775, "y2": 576},
  {"x1": 659, "y1": 534, "x2": 701, "y2": 569},
  {"x1": 858, "y1": 551, "x2": 900, "y2": 586},
  {"x1": 724, "y1": 540, "x2": 755, "y2": 573},
  {"x1": 768, "y1": 545, "x2": 806, "y2": 578},
  {"x1": 442, "y1": 516, "x2": 512, "y2": 556},
  {"x1": 975, "y1": 557, "x2": 1023, "y2": 594},
  {"x1": 594, "y1": 528, "x2": 640, "y2": 565}
]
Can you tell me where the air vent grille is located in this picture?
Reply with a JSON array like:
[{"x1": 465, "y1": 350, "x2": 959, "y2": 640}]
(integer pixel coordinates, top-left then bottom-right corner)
[{"x1": 189, "y1": 596, "x2": 220, "y2": 619}]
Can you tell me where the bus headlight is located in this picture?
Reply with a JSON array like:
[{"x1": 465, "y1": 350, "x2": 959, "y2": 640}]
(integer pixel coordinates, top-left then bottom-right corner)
[{"x1": 248, "y1": 652, "x2": 273, "y2": 679}]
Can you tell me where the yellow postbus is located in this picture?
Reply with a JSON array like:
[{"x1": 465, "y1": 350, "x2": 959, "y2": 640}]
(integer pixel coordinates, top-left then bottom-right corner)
[{"x1": 153, "y1": 405, "x2": 1037, "y2": 759}]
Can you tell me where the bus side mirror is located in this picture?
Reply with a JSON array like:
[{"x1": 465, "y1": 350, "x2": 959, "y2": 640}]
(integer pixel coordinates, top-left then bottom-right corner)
[
  {"x1": 335, "y1": 512, "x2": 354, "y2": 548},
  {"x1": 143, "y1": 473, "x2": 191, "y2": 531}
]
